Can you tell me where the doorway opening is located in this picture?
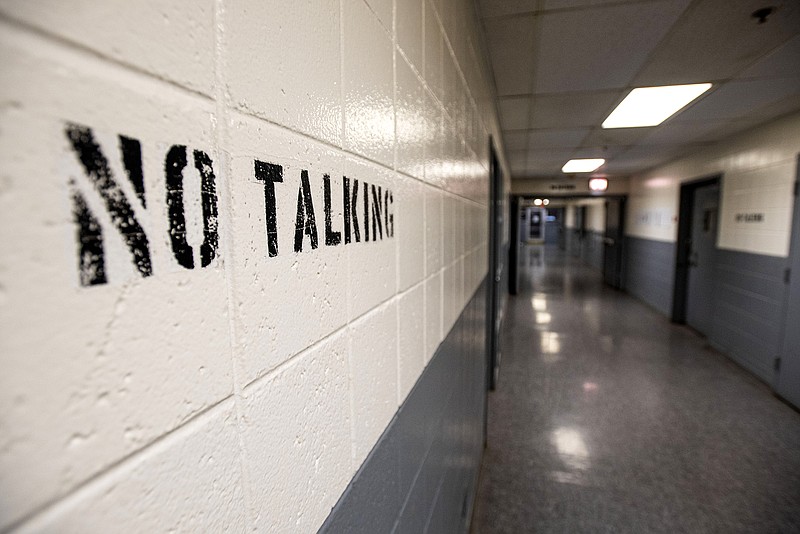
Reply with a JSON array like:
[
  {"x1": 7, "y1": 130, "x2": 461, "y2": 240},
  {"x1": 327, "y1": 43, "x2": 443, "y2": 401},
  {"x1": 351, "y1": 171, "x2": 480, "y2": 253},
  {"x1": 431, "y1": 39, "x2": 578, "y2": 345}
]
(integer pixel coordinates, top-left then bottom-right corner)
[
  {"x1": 603, "y1": 197, "x2": 626, "y2": 289},
  {"x1": 672, "y1": 175, "x2": 721, "y2": 332}
]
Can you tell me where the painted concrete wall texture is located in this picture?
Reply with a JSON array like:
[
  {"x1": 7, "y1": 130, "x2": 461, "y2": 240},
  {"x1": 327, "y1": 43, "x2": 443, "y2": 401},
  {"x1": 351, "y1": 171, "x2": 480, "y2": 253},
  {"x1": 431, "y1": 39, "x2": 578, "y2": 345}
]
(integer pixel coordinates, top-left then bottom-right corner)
[
  {"x1": 0, "y1": 0, "x2": 507, "y2": 531},
  {"x1": 561, "y1": 199, "x2": 605, "y2": 233},
  {"x1": 626, "y1": 112, "x2": 800, "y2": 257},
  {"x1": 622, "y1": 112, "x2": 799, "y2": 384}
]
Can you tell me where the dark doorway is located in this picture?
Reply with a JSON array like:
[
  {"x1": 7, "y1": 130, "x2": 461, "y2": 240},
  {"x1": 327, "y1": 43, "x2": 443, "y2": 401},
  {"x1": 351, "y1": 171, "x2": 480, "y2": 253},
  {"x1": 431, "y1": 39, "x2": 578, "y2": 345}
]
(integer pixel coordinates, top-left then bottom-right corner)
[
  {"x1": 603, "y1": 197, "x2": 626, "y2": 289},
  {"x1": 509, "y1": 195, "x2": 520, "y2": 295},
  {"x1": 487, "y1": 140, "x2": 504, "y2": 390},
  {"x1": 673, "y1": 176, "x2": 721, "y2": 332},
  {"x1": 527, "y1": 208, "x2": 545, "y2": 241},
  {"x1": 569, "y1": 206, "x2": 587, "y2": 257},
  {"x1": 776, "y1": 156, "x2": 800, "y2": 409},
  {"x1": 545, "y1": 208, "x2": 562, "y2": 245}
]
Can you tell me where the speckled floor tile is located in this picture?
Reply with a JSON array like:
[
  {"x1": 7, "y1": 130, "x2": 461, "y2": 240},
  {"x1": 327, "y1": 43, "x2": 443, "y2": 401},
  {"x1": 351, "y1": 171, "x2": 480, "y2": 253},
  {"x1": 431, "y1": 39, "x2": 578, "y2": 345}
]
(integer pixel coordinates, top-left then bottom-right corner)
[{"x1": 471, "y1": 245, "x2": 800, "y2": 534}]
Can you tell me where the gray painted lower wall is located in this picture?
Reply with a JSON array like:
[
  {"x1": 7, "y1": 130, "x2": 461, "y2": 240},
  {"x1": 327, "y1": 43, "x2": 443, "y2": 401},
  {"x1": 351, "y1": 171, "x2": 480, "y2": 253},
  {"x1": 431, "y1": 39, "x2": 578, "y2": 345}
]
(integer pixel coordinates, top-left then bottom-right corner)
[
  {"x1": 624, "y1": 236, "x2": 675, "y2": 317},
  {"x1": 708, "y1": 250, "x2": 787, "y2": 383},
  {"x1": 566, "y1": 228, "x2": 581, "y2": 257},
  {"x1": 319, "y1": 279, "x2": 488, "y2": 534},
  {"x1": 565, "y1": 230, "x2": 604, "y2": 271},
  {"x1": 581, "y1": 231, "x2": 604, "y2": 271},
  {"x1": 623, "y1": 236, "x2": 787, "y2": 384},
  {"x1": 544, "y1": 221, "x2": 560, "y2": 245}
]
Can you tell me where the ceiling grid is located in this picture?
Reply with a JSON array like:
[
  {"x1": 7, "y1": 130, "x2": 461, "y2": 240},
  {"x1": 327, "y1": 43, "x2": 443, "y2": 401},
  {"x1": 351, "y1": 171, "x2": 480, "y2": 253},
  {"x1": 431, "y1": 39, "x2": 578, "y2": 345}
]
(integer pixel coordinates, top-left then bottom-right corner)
[{"x1": 476, "y1": 0, "x2": 800, "y2": 178}]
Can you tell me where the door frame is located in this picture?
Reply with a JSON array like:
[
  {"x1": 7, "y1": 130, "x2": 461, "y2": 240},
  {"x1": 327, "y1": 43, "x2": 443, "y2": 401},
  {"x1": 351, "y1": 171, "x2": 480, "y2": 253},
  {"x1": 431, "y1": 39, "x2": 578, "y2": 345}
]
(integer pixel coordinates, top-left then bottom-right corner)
[
  {"x1": 486, "y1": 138, "x2": 504, "y2": 394},
  {"x1": 602, "y1": 195, "x2": 627, "y2": 289},
  {"x1": 672, "y1": 174, "x2": 721, "y2": 323},
  {"x1": 775, "y1": 155, "x2": 800, "y2": 407},
  {"x1": 509, "y1": 195, "x2": 520, "y2": 295}
]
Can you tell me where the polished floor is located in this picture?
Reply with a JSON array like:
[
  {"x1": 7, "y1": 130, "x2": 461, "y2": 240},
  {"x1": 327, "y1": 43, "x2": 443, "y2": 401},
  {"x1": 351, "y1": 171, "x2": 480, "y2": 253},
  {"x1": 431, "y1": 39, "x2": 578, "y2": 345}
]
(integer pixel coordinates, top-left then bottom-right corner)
[{"x1": 471, "y1": 245, "x2": 800, "y2": 534}]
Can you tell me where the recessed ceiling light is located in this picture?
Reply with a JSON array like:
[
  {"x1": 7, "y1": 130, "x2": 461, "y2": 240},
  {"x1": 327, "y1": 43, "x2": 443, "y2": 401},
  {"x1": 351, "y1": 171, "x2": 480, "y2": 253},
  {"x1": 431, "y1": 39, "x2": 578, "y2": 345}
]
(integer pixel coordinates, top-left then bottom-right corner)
[
  {"x1": 562, "y1": 158, "x2": 605, "y2": 173},
  {"x1": 602, "y1": 83, "x2": 712, "y2": 129}
]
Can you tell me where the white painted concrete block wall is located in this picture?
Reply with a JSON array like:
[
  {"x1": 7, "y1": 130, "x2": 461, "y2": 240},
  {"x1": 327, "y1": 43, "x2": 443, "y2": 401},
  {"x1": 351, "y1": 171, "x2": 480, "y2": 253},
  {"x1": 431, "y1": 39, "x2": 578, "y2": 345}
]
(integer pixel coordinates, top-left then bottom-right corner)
[
  {"x1": 579, "y1": 199, "x2": 606, "y2": 233},
  {"x1": 626, "y1": 112, "x2": 800, "y2": 257},
  {"x1": 559, "y1": 199, "x2": 604, "y2": 232},
  {"x1": 0, "y1": 0, "x2": 506, "y2": 531}
]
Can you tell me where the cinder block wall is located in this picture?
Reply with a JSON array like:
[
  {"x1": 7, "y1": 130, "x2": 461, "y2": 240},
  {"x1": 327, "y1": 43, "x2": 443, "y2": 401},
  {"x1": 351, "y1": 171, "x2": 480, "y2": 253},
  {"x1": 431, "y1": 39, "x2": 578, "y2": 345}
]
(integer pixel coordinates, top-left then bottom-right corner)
[
  {"x1": 0, "y1": 0, "x2": 508, "y2": 531},
  {"x1": 624, "y1": 113, "x2": 800, "y2": 382}
]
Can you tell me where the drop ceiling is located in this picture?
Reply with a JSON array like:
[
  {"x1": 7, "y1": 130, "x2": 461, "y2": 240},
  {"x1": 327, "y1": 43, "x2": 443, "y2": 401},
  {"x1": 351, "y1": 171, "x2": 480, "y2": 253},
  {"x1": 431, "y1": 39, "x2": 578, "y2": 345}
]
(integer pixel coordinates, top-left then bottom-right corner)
[{"x1": 476, "y1": 0, "x2": 800, "y2": 178}]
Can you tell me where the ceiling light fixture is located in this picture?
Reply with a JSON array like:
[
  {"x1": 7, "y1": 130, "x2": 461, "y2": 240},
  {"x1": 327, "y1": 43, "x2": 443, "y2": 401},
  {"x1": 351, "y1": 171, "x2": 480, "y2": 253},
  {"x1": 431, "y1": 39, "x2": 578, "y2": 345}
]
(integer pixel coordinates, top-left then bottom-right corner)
[
  {"x1": 602, "y1": 83, "x2": 712, "y2": 129},
  {"x1": 562, "y1": 158, "x2": 605, "y2": 173},
  {"x1": 589, "y1": 177, "x2": 608, "y2": 192}
]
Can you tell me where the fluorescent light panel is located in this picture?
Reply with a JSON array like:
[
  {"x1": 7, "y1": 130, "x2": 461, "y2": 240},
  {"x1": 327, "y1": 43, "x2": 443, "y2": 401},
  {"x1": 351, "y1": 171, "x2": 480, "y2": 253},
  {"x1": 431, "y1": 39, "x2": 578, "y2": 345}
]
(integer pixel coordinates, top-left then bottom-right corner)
[
  {"x1": 602, "y1": 83, "x2": 712, "y2": 129},
  {"x1": 562, "y1": 158, "x2": 605, "y2": 173}
]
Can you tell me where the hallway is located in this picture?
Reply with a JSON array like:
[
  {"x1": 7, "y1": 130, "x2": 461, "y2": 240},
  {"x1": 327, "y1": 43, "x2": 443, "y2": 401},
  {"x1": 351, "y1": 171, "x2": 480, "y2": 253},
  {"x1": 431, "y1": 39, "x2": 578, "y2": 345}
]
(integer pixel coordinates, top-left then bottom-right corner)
[{"x1": 472, "y1": 245, "x2": 800, "y2": 533}]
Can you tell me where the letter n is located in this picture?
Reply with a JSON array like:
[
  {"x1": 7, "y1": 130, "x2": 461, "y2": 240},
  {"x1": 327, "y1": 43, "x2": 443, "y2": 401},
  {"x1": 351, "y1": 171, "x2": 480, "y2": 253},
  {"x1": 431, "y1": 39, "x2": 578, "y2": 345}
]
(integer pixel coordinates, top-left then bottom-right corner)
[{"x1": 65, "y1": 123, "x2": 152, "y2": 286}]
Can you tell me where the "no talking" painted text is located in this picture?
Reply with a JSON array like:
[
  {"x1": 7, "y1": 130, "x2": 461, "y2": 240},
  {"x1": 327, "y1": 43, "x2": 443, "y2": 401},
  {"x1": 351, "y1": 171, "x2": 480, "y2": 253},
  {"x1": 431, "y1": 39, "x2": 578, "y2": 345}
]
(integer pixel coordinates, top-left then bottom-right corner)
[{"x1": 65, "y1": 123, "x2": 394, "y2": 287}]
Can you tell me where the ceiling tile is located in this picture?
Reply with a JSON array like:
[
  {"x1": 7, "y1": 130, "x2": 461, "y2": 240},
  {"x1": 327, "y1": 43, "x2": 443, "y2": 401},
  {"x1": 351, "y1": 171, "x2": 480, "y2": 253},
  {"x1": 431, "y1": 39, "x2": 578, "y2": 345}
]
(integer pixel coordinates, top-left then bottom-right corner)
[
  {"x1": 634, "y1": 0, "x2": 800, "y2": 86},
  {"x1": 526, "y1": 147, "x2": 576, "y2": 170},
  {"x1": 479, "y1": 0, "x2": 800, "y2": 180},
  {"x1": 478, "y1": 0, "x2": 537, "y2": 17},
  {"x1": 526, "y1": 147, "x2": 576, "y2": 158},
  {"x1": 542, "y1": 0, "x2": 651, "y2": 10},
  {"x1": 677, "y1": 78, "x2": 800, "y2": 122},
  {"x1": 507, "y1": 150, "x2": 530, "y2": 167},
  {"x1": 484, "y1": 16, "x2": 536, "y2": 95},
  {"x1": 522, "y1": 164, "x2": 566, "y2": 178},
  {"x1": 613, "y1": 143, "x2": 704, "y2": 169},
  {"x1": 530, "y1": 91, "x2": 620, "y2": 128},
  {"x1": 615, "y1": 145, "x2": 671, "y2": 159},
  {"x1": 602, "y1": 158, "x2": 663, "y2": 173},
  {"x1": 502, "y1": 130, "x2": 530, "y2": 151},
  {"x1": 691, "y1": 119, "x2": 766, "y2": 144},
  {"x1": 572, "y1": 145, "x2": 629, "y2": 158},
  {"x1": 690, "y1": 96, "x2": 800, "y2": 143},
  {"x1": 533, "y1": 1, "x2": 688, "y2": 93},
  {"x1": 510, "y1": 160, "x2": 533, "y2": 175},
  {"x1": 581, "y1": 127, "x2": 652, "y2": 148},
  {"x1": 522, "y1": 162, "x2": 568, "y2": 175},
  {"x1": 735, "y1": 93, "x2": 800, "y2": 125},
  {"x1": 740, "y1": 34, "x2": 800, "y2": 80},
  {"x1": 498, "y1": 97, "x2": 531, "y2": 130},
  {"x1": 527, "y1": 128, "x2": 590, "y2": 149},
  {"x1": 639, "y1": 120, "x2": 728, "y2": 145}
]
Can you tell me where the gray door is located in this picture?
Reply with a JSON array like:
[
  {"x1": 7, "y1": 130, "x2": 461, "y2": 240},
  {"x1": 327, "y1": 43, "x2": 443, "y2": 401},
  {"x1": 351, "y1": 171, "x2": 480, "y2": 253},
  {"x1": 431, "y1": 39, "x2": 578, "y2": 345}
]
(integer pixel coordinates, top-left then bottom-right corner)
[
  {"x1": 776, "y1": 166, "x2": 800, "y2": 409},
  {"x1": 603, "y1": 198, "x2": 625, "y2": 289},
  {"x1": 571, "y1": 206, "x2": 586, "y2": 257},
  {"x1": 686, "y1": 184, "x2": 719, "y2": 336}
]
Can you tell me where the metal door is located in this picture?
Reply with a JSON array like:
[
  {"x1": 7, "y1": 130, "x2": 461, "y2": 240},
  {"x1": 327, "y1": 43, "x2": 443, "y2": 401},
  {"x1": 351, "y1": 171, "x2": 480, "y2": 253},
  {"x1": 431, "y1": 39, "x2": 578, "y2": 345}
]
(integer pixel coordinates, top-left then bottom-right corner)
[
  {"x1": 603, "y1": 197, "x2": 625, "y2": 288},
  {"x1": 686, "y1": 183, "x2": 719, "y2": 336},
  {"x1": 776, "y1": 161, "x2": 800, "y2": 409},
  {"x1": 571, "y1": 206, "x2": 586, "y2": 257}
]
